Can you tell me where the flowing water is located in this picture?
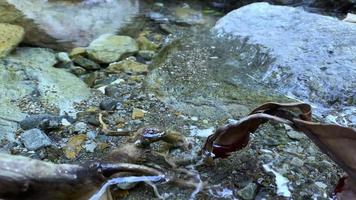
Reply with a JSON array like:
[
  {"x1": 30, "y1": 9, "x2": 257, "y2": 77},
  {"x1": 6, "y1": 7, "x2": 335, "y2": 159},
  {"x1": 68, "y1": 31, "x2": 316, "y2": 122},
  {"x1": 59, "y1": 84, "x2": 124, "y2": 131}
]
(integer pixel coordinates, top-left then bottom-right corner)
[{"x1": 0, "y1": 0, "x2": 355, "y2": 199}]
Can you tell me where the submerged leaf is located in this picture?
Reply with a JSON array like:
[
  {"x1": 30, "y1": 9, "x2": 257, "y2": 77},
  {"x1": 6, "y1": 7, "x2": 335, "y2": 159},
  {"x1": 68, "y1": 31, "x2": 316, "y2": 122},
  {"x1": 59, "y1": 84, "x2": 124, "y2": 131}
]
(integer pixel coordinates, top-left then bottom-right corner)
[{"x1": 202, "y1": 102, "x2": 356, "y2": 199}]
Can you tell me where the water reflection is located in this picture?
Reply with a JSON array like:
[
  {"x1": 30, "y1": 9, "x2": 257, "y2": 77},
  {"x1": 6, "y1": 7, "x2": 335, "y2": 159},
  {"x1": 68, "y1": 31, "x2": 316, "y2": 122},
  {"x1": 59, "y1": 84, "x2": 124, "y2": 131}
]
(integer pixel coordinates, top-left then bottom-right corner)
[{"x1": 1, "y1": 0, "x2": 139, "y2": 50}]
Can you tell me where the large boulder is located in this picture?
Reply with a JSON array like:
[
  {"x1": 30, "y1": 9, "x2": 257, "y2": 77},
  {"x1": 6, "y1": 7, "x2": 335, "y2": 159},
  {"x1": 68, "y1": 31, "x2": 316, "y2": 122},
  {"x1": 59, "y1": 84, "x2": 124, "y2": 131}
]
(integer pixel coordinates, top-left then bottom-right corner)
[
  {"x1": 0, "y1": 23, "x2": 24, "y2": 58},
  {"x1": 0, "y1": 48, "x2": 90, "y2": 142},
  {"x1": 0, "y1": 0, "x2": 139, "y2": 50},
  {"x1": 213, "y1": 3, "x2": 356, "y2": 123}
]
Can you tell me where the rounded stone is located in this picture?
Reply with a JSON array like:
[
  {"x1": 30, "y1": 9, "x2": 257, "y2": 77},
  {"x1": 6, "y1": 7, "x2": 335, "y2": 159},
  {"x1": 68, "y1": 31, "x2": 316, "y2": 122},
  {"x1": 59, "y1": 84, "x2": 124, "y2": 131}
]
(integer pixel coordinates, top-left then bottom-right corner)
[{"x1": 86, "y1": 34, "x2": 138, "y2": 63}]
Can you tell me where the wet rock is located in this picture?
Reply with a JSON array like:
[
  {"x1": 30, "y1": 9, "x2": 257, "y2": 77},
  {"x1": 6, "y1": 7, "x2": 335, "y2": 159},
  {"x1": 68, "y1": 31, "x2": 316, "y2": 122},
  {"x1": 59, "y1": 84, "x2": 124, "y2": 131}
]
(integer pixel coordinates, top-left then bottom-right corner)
[
  {"x1": 146, "y1": 12, "x2": 169, "y2": 23},
  {"x1": 132, "y1": 108, "x2": 145, "y2": 119},
  {"x1": 0, "y1": 23, "x2": 24, "y2": 58},
  {"x1": 84, "y1": 141, "x2": 97, "y2": 153},
  {"x1": 159, "y1": 24, "x2": 174, "y2": 34},
  {"x1": 173, "y1": 6, "x2": 205, "y2": 25},
  {"x1": 20, "y1": 114, "x2": 73, "y2": 131},
  {"x1": 284, "y1": 125, "x2": 305, "y2": 140},
  {"x1": 136, "y1": 35, "x2": 159, "y2": 51},
  {"x1": 99, "y1": 99, "x2": 119, "y2": 111},
  {"x1": 63, "y1": 134, "x2": 87, "y2": 159},
  {"x1": 56, "y1": 52, "x2": 71, "y2": 63},
  {"x1": 290, "y1": 157, "x2": 305, "y2": 167},
  {"x1": 81, "y1": 72, "x2": 100, "y2": 87},
  {"x1": 0, "y1": 48, "x2": 90, "y2": 139},
  {"x1": 74, "y1": 122, "x2": 88, "y2": 134},
  {"x1": 214, "y1": 3, "x2": 356, "y2": 120},
  {"x1": 106, "y1": 58, "x2": 148, "y2": 75},
  {"x1": 145, "y1": 31, "x2": 285, "y2": 121},
  {"x1": 344, "y1": 13, "x2": 356, "y2": 23},
  {"x1": 70, "y1": 66, "x2": 87, "y2": 76},
  {"x1": 0, "y1": 0, "x2": 140, "y2": 50},
  {"x1": 20, "y1": 128, "x2": 51, "y2": 150},
  {"x1": 70, "y1": 47, "x2": 86, "y2": 57},
  {"x1": 86, "y1": 34, "x2": 138, "y2": 63},
  {"x1": 237, "y1": 182, "x2": 257, "y2": 200},
  {"x1": 138, "y1": 50, "x2": 155, "y2": 60},
  {"x1": 72, "y1": 55, "x2": 100, "y2": 70},
  {"x1": 104, "y1": 84, "x2": 121, "y2": 98}
]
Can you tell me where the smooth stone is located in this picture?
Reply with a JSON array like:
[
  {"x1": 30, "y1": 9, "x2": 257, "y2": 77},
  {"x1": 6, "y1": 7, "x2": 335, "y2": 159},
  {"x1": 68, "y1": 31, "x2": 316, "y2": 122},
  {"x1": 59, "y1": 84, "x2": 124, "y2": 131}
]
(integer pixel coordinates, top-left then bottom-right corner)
[
  {"x1": 20, "y1": 114, "x2": 72, "y2": 131},
  {"x1": 70, "y1": 66, "x2": 87, "y2": 76},
  {"x1": 0, "y1": 23, "x2": 24, "y2": 58},
  {"x1": 290, "y1": 157, "x2": 305, "y2": 167},
  {"x1": 70, "y1": 47, "x2": 86, "y2": 57},
  {"x1": 237, "y1": 182, "x2": 257, "y2": 200},
  {"x1": 100, "y1": 99, "x2": 119, "y2": 111},
  {"x1": 74, "y1": 122, "x2": 88, "y2": 134},
  {"x1": 173, "y1": 6, "x2": 205, "y2": 25},
  {"x1": 63, "y1": 134, "x2": 87, "y2": 159},
  {"x1": 86, "y1": 34, "x2": 138, "y2": 63},
  {"x1": 56, "y1": 52, "x2": 71, "y2": 63},
  {"x1": 20, "y1": 128, "x2": 52, "y2": 150},
  {"x1": 213, "y1": 3, "x2": 356, "y2": 118},
  {"x1": 138, "y1": 50, "x2": 155, "y2": 60},
  {"x1": 105, "y1": 58, "x2": 148, "y2": 75},
  {"x1": 132, "y1": 108, "x2": 145, "y2": 119},
  {"x1": 136, "y1": 35, "x2": 159, "y2": 51},
  {"x1": 72, "y1": 55, "x2": 100, "y2": 70}
]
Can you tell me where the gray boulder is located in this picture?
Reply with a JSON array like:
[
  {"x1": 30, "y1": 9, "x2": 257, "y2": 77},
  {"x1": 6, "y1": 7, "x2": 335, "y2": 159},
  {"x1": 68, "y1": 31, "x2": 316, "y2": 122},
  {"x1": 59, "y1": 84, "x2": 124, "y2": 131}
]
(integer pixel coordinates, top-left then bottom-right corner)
[
  {"x1": 0, "y1": 48, "x2": 90, "y2": 142},
  {"x1": 213, "y1": 3, "x2": 356, "y2": 120}
]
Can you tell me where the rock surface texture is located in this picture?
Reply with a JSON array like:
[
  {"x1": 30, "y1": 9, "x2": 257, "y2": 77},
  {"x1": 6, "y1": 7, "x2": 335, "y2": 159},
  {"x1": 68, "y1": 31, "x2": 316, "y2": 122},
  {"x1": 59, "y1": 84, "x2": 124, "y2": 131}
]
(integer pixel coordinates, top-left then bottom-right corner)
[
  {"x1": 213, "y1": 3, "x2": 356, "y2": 122},
  {"x1": 0, "y1": 48, "x2": 90, "y2": 142},
  {"x1": 0, "y1": 23, "x2": 24, "y2": 57}
]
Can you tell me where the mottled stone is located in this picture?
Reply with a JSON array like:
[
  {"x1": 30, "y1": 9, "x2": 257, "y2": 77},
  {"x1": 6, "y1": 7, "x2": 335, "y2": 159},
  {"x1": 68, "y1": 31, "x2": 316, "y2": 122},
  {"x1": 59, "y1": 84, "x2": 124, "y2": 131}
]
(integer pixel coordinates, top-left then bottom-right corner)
[
  {"x1": 20, "y1": 129, "x2": 51, "y2": 150},
  {"x1": 0, "y1": 23, "x2": 24, "y2": 57}
]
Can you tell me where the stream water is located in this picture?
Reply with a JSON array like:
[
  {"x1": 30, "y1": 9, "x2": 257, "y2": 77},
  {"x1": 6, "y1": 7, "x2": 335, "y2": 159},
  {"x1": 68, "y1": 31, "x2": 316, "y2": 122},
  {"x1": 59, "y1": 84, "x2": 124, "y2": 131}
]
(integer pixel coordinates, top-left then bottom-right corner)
[{"x1": 0, "y1": 0, "x2": 355, "y2": 200}]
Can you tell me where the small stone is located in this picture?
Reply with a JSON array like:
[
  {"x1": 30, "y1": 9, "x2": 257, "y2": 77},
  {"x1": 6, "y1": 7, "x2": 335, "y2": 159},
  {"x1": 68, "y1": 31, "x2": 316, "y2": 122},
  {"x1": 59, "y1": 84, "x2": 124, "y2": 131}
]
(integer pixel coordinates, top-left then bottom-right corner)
[
  {"x1": 290, "y1": 157, "x2": 304, "y2": 167},
  {"x1": 81, "y1": 72, "x2": 100, "y2": 87},
  {"x1": 315, "y1": 181, "x2": 327, "y2": 189},
  {"x1": 72, "y1": 55, "x2": 100, "y2": 70},
  {"x1": 132, "y1": 108, "x2": 145, "y2": 119},
  {"x1": 100, "y1": 99, "x2": 119, "y2": 111},
  {"x1": 138, "y1": 50, "x2": 155, "y2": 60},
  {"x1": 84, "y1": 141, "x2": 97, "y2": 153},
  {"x1": 70, "y1": 66, "x2": 87, "y2": 76},
  {"x1": 86, "y1": 130, "x2": 97, "y2": 140},
  {"x1": 74, "y1": 122, "x2": 88, "y2": 134},
  {"x1": 136, "y1": 35, "x2": 159, "y2": 51},
  {"x1": 0, "y1": 23, "x2": 25, "y2": 58},
  {"x1": 20, "y1": 114, "x2": 67, "y2": 130},
  {"x1": 86, "y1": 34, "x2": 138, "y2": 63},
  {"x1": 64, "y1": 134, "x2": 87, "y2": 159},
  {"x1": 237, "y1": 182, "x2": 257, "y2": 200},
  {"x1": 70, "y1": 47, "x2": 86, "y2": 57},
  {"x1": 286, "y1": 129, "x2": 305, "y2": 140},
  {"x1": 159, "y1": 24, "x2": 174, "y2": 34},
  {"x1": 56, "y1": 52, "x2": 71, "y2": 63},
  {"x1": 106, "y1": 58, "x2": 148, "y2": 75},
  {"x1": 20, "y1": 129, "x2": 52, "y2": 151}
]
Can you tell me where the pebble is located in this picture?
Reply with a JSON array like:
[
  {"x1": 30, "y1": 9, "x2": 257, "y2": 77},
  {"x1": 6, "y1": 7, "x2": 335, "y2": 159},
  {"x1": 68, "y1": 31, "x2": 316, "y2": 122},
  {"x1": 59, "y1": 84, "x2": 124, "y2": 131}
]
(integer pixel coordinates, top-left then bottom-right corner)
[
  {"x1": 99, "y1": 99, "x2": 119, "y2": 111},
  {"x1": 74, "y1": 122, "x2": 88, "y2": 134},
  {"x1": 20, "y1": 114, "x2": 70, "y2": 130},
  {"x1": 132, "y1": 108, "x2": 145, "y2": 119},
  {"x1": 315, "y1": 181, "x2": 327, "y2": 189},
  {"x1": 290, "y1": 157, "x2": 305, "y2": 167},
  {"x1": 105, "y1": 58, "x2": 148, "y2": 75},
  {"x1": 237, "y1": 182, "x2": 257, "y2": 200},
  {"x1": 64, "y1": 134, "x2": 87, "y2": 159},
  {"x1": 72, "y1": 55, "x2": 101, "y2": 70},
  {"x1": 20, "y1": 129, "x2": 52, "y2": 150},
  {"x1": 56, "y1": 52, "x2": 71, "y2": 63}
]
